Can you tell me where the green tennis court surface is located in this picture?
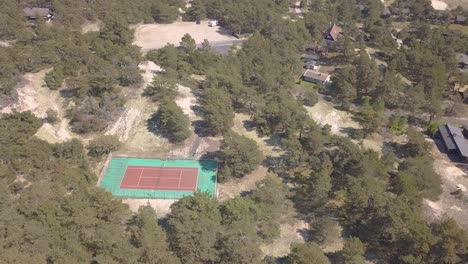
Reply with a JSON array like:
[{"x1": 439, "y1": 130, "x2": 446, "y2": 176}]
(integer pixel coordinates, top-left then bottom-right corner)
[{"x1": 100, "y1": 157, "x2": 217, "y2": 199}]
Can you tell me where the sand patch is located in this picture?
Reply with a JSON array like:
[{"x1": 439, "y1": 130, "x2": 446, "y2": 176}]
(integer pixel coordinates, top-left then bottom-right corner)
[
  {"x1": 422, "y1": 141, "x2": 468, "y2": 229},
  {"x1": 217, "y1": 166, "x2": 269, "y2": 201},
  {"x1": 81, "y1": 20, "x2": 100, "y2": 34},
  {"x1": 0, "y1": 69, "x2": 74, "y2": 142},
  {"x1": 432, "y1": 0, "x2": 448, "y2": 10},
  {"x1": 260, "y1": 219, "x2": 309, "y2": 257},
  {"x1": 232, "y1": 113, "x2": 284, "y2": 157},
  {"x1": 122, "y1": 198, "x2": 177, "y2": 217},
  {"x1": 175, "y1": 84, "x2": 196, "y2": 118},
  {"x1": 133, "y1": 21, "x2": 238, "y2": 52},
  {"x1": 305, "y1": 100, "x2": 361, "y2": 135}
]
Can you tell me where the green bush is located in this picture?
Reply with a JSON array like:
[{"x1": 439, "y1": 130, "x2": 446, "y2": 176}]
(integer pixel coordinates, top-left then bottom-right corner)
[{"x1": 87, "y1": 135, "x2": 122, "y2": 157}]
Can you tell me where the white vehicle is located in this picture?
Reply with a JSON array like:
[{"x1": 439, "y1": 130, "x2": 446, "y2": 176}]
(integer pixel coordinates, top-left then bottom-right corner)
[{"x1": 208, "y1": 20, "x2": 218, "y2": 27}]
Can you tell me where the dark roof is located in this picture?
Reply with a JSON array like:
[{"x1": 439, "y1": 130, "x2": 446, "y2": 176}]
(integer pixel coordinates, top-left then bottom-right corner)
[
  {"x1": 439, "y1": 125, "x2": 457, "y2": 150},
  {"x1": 303, "y1": 54, "x2": 320, "y2": 61},
  {"x1": 325, "y1": 24, "x2": 342, "y2": 41},
  {"x1": 439, "y1": 124, "x2": 468, "y2": 158},
  {"x1": 23, "y1": 7, "x2": 51, "y2": 18},
  {"x1": 456, "y1": 53, "x2": 468, "y2": 65}
]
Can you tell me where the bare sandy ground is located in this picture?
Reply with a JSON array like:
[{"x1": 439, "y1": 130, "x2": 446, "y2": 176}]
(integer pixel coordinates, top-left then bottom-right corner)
[
  {"x1": 304, "y1": 100, "x2": 361, "y2": 136},
  {"x1": 232, "y1": 113, "x2": 284, "y2": 157},
  {"x1": 106, "y1": 61, "x2": 161, "y2": 142},
  {"x1": 217, "y1": 166, "x2": 269, "y2": 201},
  {"x1": 0, "y1": 40, "x2": 11, "y2": 47},
  {"x1": 260, "y1": 218, "x2": 309, "y2": 257},
  {"x1": 133, "y1": 21, "x2": 238, "y2": 52},
  {"x1": 432, "y1": 0, "x2": 449, "y2": 10},
  {"x1": 81, "y1": 20, "x2": 100, "y2": 34},
  {"x1": 439, "y1": 0, "x2": 468, "y2": 9},
  {"x1": 0, "y1": 69, "x2": 74, "y2": 143},
  {"x1": 123, "y1": 198, "x2": 177, "y2": 216},
  {"x1": 422, "y1": 140, "x2": 468, "y2": 230}
]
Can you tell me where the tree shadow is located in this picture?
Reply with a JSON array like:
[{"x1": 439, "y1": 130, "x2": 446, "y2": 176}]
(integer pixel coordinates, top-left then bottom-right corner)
[
  {"x1": 242, "y1": 119, "x2": 256, "y2": 132},
  {"x1": 191, "y1": 120, "x2": 212, "y2": 137},
  {"x1": 146, "y1": 112, "x2": 184, "y2": 144}
]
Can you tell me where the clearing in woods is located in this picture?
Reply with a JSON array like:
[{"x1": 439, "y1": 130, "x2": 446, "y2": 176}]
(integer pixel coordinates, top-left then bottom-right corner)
[{"x1": 133, "y1": 21, "x2": 239, "y2": 52}]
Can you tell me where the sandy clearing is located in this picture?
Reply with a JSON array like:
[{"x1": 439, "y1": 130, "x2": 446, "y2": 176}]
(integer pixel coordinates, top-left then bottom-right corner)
[
  {"x1": 106, "y1": 61, "x2": 160, "y2": 143},
  {"x1": 0, "y1": 40, "x2": 11, "y2": 47},
  {"x1": 232, "y1": 113, "x2": 284, "y2": 158},
  {"x1": 133, "y1": 21, "x2": 238, "y2": 52},
  {"x1": 304, "y1": 100, "x2": 361, "y2": 135},
  {"x1": 432, "y1": 0, "x2": 449, "y2": 10},
  {"x1": 105, "y1": 108, "x2": 142, "y2": 142},
  {"x1": 0, "y1": 68, "x2": 74, "y2": 142},
  {"x1": 122, "y1": 198, "x2": 177, "y2": 217},
  {"x1": 175, "y1": 84, "x2": 197, "y2": 118},
  {"x1": 422, "y1": 141, "x2": 468, "y2": 230},
  {"x1": 81, "y1": 20, "x2": 100, "y2": 34},
  {"x1": 260, "y1": 219, "x2": 309, "y2": 257},
  {"x1": 217, "y1": 166, "x2": 269, "y2": 201}
]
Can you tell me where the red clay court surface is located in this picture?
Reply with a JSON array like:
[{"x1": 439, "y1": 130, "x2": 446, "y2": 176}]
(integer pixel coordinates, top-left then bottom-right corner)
[{"x1": 120, "y1": 166, "x2": 198, "y2": 191}]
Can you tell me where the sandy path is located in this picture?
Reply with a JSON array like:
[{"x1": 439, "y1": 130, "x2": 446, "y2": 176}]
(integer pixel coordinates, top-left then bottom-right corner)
[
  {"x1": 133, "y1": 21, "x2": 238, "y2": 52},
  {"x1": 105, "y1": 61, "x2": 161, "y2": 142}
]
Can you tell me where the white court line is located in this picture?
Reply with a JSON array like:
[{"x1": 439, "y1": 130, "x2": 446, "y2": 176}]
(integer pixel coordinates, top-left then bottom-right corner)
[
  {"x1": 136, "y1": 168, "x2": 144, "y2": 187},
  {"x1": 177, "y1": 170, "x2": 183, "y2": 188}
]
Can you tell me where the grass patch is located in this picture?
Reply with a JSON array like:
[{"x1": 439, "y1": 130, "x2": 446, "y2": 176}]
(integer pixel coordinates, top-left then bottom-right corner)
[
  {"x1": 392, "y1": 21, "x2": 411, "y2": 30},
  {"x1": 449, "y1": 24, "x2": 468, "y2": 35},
  {"x1": 299, "y1": 81, "x2": 319, "y2": 91}
]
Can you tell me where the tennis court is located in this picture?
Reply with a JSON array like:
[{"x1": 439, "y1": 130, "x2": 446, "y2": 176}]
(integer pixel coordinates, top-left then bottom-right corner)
[
  {"x1": 100, "y1": 157, "x2": 217, "y2": 199},
  {"x1": 120, "y1": 166, "x2": 198, "y2": 191}
]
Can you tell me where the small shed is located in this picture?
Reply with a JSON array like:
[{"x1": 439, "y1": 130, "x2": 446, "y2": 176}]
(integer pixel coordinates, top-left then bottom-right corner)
[
  {"x1": 23, "y1": 7, "x2": 53, "y2": 20},
  {"x1": 303, "y1": 70, "x2": 330, "y2": 85}
]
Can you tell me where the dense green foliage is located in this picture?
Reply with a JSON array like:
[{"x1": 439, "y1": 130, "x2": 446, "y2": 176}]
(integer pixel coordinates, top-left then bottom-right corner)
[
  {"x1": 87, "y1": 135, "x2": 122, "y2": 157},
  {"x1": 151, "y1": 100, "x2": 191, "y2": 143},
  {"x1": 217, "y1": 131, "x2": 263, "y2": 182}
]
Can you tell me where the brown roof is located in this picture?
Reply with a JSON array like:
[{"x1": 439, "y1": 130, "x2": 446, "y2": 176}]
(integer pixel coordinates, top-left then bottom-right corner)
[{"x1": 325, "y1": 24, "x2": 342, "y2": 41}]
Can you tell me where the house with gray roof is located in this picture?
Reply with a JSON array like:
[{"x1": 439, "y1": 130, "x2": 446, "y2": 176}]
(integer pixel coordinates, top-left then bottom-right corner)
[
  {"x1": 303, "y1": 70, "x2": 330, "y2": 85},
  {"x1": 23, "y1": 7, "x2": 53, "y2": 20},
  {"x1": 438, "y1": 124, "x2": 468, "y2": 163}
]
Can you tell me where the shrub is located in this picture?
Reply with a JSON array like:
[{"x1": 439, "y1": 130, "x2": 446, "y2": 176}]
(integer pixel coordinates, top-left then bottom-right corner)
[
  {"x1": 45, "y1": 109, "x2": 59, "y2": 124},
  {"x1": 87, "y1": 135, "x2": 122, "y2": 157}
]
